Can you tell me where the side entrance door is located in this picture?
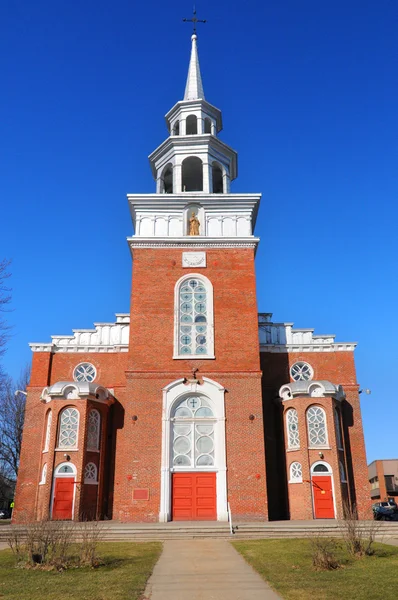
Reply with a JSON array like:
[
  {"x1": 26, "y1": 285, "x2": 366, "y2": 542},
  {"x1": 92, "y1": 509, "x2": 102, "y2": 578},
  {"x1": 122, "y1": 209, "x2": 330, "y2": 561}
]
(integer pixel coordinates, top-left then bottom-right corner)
[
  {"x1": 52, "y1": 477, "x2": 74, "y2": 520},
  {"x1": 312, "y1": 475, "x2": 335, "y2": 518},
  {"x1": 172, "y1": 472, "x2": 216, "y2": 520}
]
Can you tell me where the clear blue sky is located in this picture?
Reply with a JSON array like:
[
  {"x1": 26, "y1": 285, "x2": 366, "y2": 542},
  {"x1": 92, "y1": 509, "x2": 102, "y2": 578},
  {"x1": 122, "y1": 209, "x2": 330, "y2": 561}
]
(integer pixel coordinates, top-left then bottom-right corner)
[{"x1": 1, "y1": 1, "x2": 396, "y2": 463}]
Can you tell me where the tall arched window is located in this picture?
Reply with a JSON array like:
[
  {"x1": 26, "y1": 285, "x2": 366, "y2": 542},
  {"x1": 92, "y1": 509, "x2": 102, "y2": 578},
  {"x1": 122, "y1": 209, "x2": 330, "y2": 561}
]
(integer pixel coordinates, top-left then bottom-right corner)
[
  {"x1": 212, "y1": 163, "x2": 223, "y2": 193},
  {"x1": 286, "y1": 408, "x2": 300, "y2": 449},
  {"x1": 334, "y1": 407, "x2": 343, "y2": 450},
  {"x1": 58, "y1": 407, "x2": 79, "y2": 449},
  {"x1": 43, "y1": 410, "x2": 52, "y2": 452},
  {"x1": 87, "y1": 409, "x2": 100, "y2": 451},
  {"x1": 172, "y1": 396, "x2": 215, "y2": 468},
  {"x1": 182, "y1": 157, "x2": 203, "y2": 191},
  {"x1": 289, "y1": 462, "x2": 302, "y2": 483},
  {"x1": 174, "y1": 275, "x2": 214, "y2": 358},
  {"x1": 186, "y1": 114, "x2": 197, "y2": 135},
  {"x1": 204, "y1": 117, "x2": 212, "y2": 134},
  {"x1": 307, "y1": 406, "x2": 328, "y2": 447}
]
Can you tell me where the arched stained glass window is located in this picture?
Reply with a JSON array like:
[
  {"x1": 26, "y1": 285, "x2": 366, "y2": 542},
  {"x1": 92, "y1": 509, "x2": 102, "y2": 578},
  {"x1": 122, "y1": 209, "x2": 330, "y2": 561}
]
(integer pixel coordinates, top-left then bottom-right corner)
[
  {"x1": 175, "y1": 276, "x2": 214, "y2": 358},
  {"x1": 307, "y1": 406, "x2": 328, "y2": 447},
  {"x1": 290, "y1": 462, "x2": 302, "y2": 482},
  {"x1": 43, "y1": 410, "x2": 52, "y2": 452},
  {"x1": 58, "y1": 407, "x2": 79, "y2": 449},
  {"x1": 172, "y1": 396, "x2": 215, "y2": 468},
  {"x1": 84, "y1": 462, "x2": 98, "y2": 483},
  {"x1": 286, "y1": 408, "x2": 300, "y2": 449},
  {"x1": 87, "y1": 409, "x2": 100, "y2": 451}
]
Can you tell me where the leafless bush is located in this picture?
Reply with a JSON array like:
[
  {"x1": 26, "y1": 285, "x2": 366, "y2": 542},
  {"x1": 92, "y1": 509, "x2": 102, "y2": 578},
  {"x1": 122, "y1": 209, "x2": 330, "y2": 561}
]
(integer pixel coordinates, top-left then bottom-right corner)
[
  {"x1": 78, "y1": 519, "x2": 105, "y2": 567},
  {"x1": 340, "y1": 502, "x2": 381, "y2": 558},
  {"x1": 309, "y1": 534, "x2": 340, "y2": 570}
]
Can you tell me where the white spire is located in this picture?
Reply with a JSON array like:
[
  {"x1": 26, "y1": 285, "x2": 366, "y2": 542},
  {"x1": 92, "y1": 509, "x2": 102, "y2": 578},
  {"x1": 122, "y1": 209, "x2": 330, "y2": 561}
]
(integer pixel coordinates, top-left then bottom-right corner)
[{"x1": 184, "y1": 34, "x2": 205, "y2": 101}]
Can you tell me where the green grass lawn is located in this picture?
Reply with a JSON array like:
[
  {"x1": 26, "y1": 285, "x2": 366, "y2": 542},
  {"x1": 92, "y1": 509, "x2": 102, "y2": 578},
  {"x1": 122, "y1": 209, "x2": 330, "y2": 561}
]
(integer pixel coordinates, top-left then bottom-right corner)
[
  {"x1": 233, "y1": 539, "x2": 398, "y2": 600},
  {"x1": 0, "y1": 542, "x2": 162, "y2": 600}
]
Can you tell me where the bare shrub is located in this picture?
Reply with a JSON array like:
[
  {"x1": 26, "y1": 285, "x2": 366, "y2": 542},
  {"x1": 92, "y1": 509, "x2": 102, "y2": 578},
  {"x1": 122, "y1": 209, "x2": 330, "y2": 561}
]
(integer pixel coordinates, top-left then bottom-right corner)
[
  {"x1": 78, "y1": 520, "x2": 104, "y2": 567},
  {"x1": 6, "y1": 526, "x2": 25, "y2": 562},
  {"x1": 309, "y1": 534, "x2": 340, "y2": 570},
  {"x1": 340, "y1": 502, "x2": 381, "y2": 558}
]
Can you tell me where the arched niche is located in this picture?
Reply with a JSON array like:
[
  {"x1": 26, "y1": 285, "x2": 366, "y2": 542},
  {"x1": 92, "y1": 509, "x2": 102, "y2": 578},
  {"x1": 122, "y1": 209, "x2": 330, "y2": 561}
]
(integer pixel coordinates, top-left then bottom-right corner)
[
  {"x1": 212, "y1": 162, "x2": 223, "y2": 193},
  {"x1": 182, "y1": 157, "x2": 203, "y2": 192},
  {"x1": 204, "y1": 117, "x2": 212, "y2": 134},
  {"x1": 186, "y1": 114, "x2": 198, "y2": 135}
]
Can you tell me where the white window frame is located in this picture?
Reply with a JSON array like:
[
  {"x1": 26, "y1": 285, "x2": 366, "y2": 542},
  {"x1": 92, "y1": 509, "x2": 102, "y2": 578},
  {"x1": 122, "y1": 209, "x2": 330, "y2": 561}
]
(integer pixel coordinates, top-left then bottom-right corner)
[
  {"x1": 160, "y1": 377, "x2": 227, "y2": 522},
  {"x1": 39, "y1": 463, "x2": 47, "y2": 485},
  {"x1": 306, "y1": 405, "x2": 329, "y2": 448},
  {"x1": 290, "y1": 361, "x2": 314, "y2": 382},
  {"x1": 286, "y1": 408, "x2": 300, "y2": 449},
  {"x1": 173, "y1": 273, "x2": 215, "y2": 359},
  {"x1": 57, "y1": 407, "x2": 80, "y2": 450},
  {"x1": 84, "y1": 462, "x2": 98, "y2": 484},
  {"x1": 289, "y1": 461, "x2": 303, "y2": 483},
  {"x1": 43, "y1": 410, "x2": 52, "y2": 452},
  {"x1": 87, "y1": 409, "x2": 101, "y2": 451}
]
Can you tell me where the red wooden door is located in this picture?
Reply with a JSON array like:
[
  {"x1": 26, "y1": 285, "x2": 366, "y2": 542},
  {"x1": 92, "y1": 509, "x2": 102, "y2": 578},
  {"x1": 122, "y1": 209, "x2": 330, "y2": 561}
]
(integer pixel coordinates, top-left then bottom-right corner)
[
  {"x1": 172, "y1": 473, "x2": 216, "y2": 520},
  {"x1": 52, "y1": 478, "x2": 74, "y2": 520},
  {"x1": 312, "y1": 475, "x2": 335, "y2": 519}
]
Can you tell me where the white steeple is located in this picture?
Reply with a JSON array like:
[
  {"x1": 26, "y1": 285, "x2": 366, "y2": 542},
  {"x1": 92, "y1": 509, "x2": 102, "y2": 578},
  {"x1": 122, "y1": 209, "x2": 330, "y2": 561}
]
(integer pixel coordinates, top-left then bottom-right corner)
[{"x1": 184, "y1": 34, "x2": 205, "y2": 101}]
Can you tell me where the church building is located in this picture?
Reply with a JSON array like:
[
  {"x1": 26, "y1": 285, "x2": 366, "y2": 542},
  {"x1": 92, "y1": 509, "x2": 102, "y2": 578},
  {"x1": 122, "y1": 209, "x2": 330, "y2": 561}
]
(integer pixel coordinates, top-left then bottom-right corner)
[{"x1": 14, "y1": 34, "x2": 371, "y2": 523}]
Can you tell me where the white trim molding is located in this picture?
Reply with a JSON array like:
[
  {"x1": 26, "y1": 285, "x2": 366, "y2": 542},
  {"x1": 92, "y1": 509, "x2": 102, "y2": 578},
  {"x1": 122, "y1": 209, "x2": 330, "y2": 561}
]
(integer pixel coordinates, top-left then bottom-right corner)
[
  {"x1": 279, "y1": 381, "x2": 345, "y2": 402},
  {"x1": 159, "y1": 377, "x2": 227, "y2": 523}
]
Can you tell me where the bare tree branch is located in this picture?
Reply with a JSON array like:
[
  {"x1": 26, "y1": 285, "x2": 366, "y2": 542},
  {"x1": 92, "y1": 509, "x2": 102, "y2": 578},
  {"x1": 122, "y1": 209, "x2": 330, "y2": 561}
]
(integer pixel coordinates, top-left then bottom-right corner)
[{"x1": 0, "y1": 364, "x2": 30, "y2": 481}]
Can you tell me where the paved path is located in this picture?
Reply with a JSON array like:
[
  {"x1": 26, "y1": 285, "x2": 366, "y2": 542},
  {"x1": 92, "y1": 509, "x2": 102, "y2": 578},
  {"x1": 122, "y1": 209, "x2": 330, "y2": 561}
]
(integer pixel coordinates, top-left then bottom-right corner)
[{"x1": 143, "y1": 539, "x2": 281, "y2": 599}]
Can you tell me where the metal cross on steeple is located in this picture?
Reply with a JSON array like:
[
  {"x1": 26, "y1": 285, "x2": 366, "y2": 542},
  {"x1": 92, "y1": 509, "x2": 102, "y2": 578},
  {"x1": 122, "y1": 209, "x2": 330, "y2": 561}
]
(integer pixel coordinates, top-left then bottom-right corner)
[{"x1": 183, "y1": 6, "x2": 207, "y2": 35}]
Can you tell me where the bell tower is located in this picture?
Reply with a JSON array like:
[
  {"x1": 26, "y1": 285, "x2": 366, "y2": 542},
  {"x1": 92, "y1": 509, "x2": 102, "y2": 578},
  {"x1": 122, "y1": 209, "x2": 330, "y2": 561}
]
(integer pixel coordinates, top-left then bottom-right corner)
[{"x1": 116, "y1": 33, "x2": 268, "y2": 523}]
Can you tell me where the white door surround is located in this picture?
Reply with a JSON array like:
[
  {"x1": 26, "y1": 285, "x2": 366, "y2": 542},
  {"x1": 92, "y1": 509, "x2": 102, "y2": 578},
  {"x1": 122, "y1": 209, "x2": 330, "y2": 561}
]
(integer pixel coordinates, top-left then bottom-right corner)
[{"x1": 159, "y1": 377, "x2": 228, "y2": 522}]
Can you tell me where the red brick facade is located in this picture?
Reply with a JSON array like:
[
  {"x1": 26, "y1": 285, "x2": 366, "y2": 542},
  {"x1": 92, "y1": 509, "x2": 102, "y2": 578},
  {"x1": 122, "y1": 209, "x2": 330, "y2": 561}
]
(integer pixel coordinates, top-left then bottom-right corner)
[{"x1": 13, "y1": 244, "x2": 372, "y2": 523}]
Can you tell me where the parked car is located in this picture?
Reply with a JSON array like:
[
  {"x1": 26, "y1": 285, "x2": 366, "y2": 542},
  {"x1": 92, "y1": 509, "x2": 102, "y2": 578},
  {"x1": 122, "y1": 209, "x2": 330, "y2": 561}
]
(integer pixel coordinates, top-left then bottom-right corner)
[
  {"x1": 0, "y1": 509, "x2": 10, "y2": 519},
  {"x1": 372, "y1": 501, "x2": 398, "y2": 521}
]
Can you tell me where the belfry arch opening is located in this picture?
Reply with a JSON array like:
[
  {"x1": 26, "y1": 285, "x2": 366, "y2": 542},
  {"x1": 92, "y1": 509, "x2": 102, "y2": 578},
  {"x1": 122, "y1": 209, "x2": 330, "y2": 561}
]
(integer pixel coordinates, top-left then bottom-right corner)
[
  {"x1": 212, "y1": 163, "x2": 223, "y2": 193},
  {"x1": 182, "y1": 157, "x2": 203, "y2": 192},
  {"x1": 173, "y1": 120, "x2": 180, "y2": 136},
  {"x1": 186, "y1": 115, "x2": 198, "y2": 135},
  {"x1": 204, "y1": 118, "x2": 212, "y2": 134},
  {"x1": 162, "y1": 165, "x2": 173, "y2": 194}
]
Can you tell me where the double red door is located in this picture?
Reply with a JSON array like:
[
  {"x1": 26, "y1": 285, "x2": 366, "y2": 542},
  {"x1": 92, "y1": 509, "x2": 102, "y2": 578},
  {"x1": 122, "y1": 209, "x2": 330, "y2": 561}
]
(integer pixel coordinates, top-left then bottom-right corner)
[
  {"x1": 172, "y1": 473, "x2": 216, "y2": 521},
  {"x1": 312, "y1": 475, "x2": 335, "y2": 519},
  {"x1": 52, "y1": 478, "x2": 74, "y2": 520}
]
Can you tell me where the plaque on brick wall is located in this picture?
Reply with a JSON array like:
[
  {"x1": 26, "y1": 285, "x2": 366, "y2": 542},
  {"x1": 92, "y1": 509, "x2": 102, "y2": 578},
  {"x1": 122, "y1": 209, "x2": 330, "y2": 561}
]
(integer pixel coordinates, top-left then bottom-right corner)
[
  {"x1": 132, "y1": 488, "x2": 150, "y2": 501},
  {"x1": 182, "y1": 252, "x2": 206, "y2": 268}
]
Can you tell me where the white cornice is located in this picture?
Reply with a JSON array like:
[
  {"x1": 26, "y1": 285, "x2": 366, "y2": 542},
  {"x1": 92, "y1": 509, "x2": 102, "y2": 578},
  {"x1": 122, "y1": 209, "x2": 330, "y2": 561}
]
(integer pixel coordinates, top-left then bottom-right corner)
[
  {"x1": 127, "y1": 236, "x2": 260, "y2": 253},
  {"x1": 260, "y1": 343, "x2": 357, "y2": 353}
]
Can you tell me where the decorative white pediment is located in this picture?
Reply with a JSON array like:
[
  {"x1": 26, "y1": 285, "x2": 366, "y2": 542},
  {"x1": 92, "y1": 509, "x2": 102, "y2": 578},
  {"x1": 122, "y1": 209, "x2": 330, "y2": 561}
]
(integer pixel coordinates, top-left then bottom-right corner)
[
  {"x1": 279, "y1": 380, "x2": 345, "y2": 402},
  {"x1": 41, "y1": 381, "x2": 111, "y2": 403}
]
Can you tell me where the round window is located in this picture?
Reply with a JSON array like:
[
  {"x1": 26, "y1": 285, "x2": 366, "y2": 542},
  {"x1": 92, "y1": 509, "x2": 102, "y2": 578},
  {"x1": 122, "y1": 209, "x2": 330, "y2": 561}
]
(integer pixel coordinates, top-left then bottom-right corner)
[
  {"x1": 290, "y1": 361, "x2": 313, "y2": 382},
  {"x1": 73, "y1": 363, "x2": 97, "y2": 383}
]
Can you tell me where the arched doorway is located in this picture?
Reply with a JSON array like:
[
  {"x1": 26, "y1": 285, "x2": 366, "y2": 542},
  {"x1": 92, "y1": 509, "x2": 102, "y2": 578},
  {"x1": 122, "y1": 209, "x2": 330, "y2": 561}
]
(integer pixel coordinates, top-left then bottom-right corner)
[
  {"x1": 51, "y1": 462, "x2": 77, "y2": 520},
  {"x1": 311, "y1": 461, "x2": 335, "y2": 519},
  {"x1": 160, "y1": 378, "x2": 227, "y2": 522}
]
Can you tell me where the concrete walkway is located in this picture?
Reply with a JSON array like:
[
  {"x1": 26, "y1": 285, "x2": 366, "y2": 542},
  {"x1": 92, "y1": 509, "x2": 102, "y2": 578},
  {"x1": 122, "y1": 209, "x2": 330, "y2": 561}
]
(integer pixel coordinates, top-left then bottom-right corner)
[{"x1": 143, "y1": 539, "x2": 281, "y2": 599}]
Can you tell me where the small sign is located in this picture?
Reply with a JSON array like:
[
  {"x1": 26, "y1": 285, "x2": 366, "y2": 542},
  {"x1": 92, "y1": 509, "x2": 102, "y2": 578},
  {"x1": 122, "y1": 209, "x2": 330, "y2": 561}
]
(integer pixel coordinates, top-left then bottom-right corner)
[
  {"x1": 133, "y1": 488, "x2": 150, "y2": 501},
  {"x1": 182, "y1": 252, "x2": 206, "y2": 268}
]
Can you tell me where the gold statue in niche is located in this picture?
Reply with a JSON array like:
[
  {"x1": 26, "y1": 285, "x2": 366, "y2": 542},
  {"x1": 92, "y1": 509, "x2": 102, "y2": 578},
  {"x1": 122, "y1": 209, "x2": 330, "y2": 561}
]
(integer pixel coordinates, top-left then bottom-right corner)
[{"x1": 189, "y1": 211, "x2": 200, "y2": 236}]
